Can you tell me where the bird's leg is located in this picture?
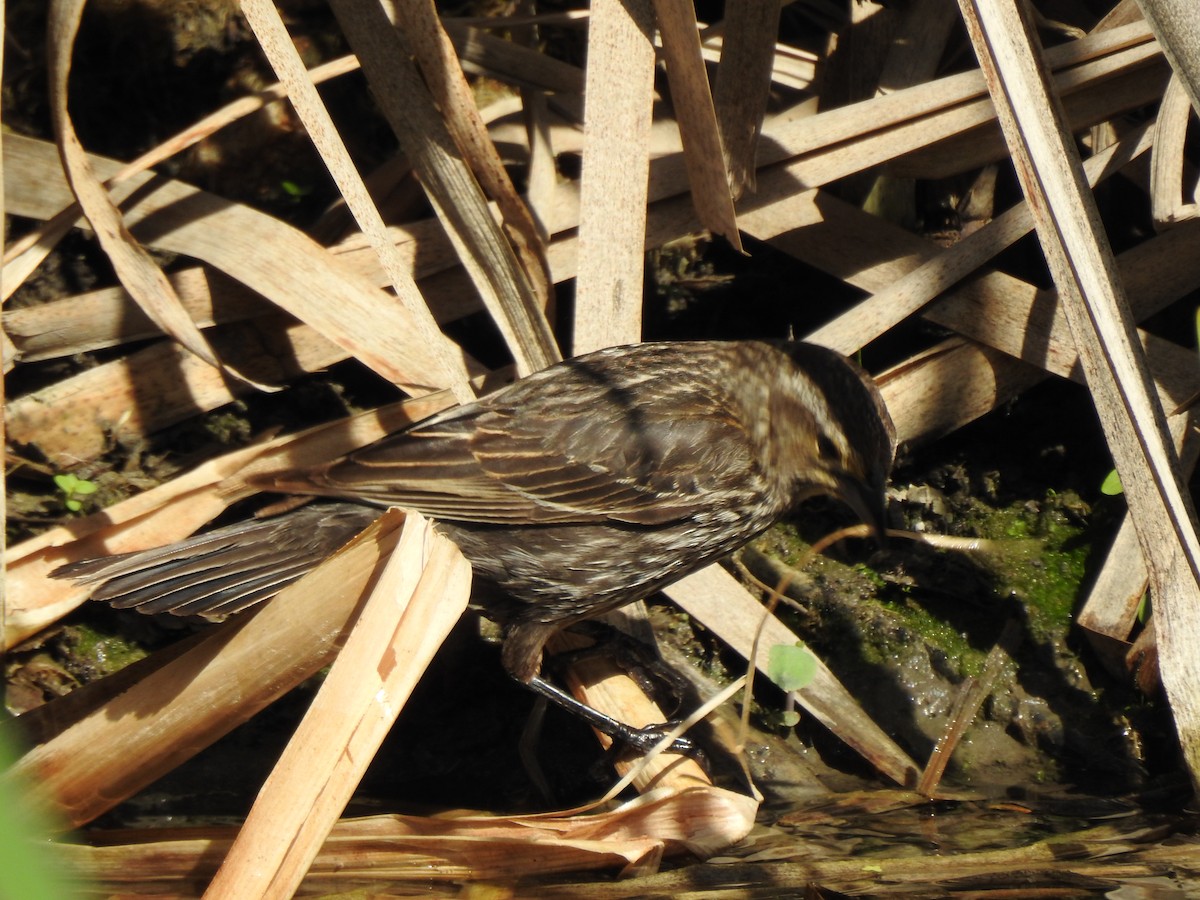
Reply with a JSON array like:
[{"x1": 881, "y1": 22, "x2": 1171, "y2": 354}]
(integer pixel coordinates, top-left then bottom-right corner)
[
  {"x1": 502, "y1": 620, "x2": 701, "y2": 757},
  {"x1": 548, "y1": 620, "x2": 692, "y2": 718},
  {"x1": 522, "y1": 673, "x2": 700, "y2": 757}
]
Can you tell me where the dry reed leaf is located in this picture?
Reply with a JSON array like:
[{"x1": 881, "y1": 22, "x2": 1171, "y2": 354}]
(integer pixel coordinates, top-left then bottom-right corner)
[
  {"x1": 573, "y1": 0, "x2": 657, "y2": 352},
  {"x1": 65, "y1": 783, "x2": 758, "y2": 887},
  {"x1": 761, "y1": 191, "x2": 1200, "y2": 412},
  {"x1": 7, "y1": 211, "x2": 485, "y2": 368},
  {"x1": 9, "y1": 511, "x2": 410, "y2": 828},
  {"x1": 1135, "y1": 0, "x2": 1200, "y2": 115},
  {"x1": 3, "y1": 133, "x2": 452, "y2": 393},
  {"x1": 1151, "y1": 74, "x2": 1200, "y2": 226},
  {"x1": 712, "y1": 1, "x2": 783, "y2": 198},
  {"x1": 896, "y1": 56, "x2": 1166, "y2": 180},
  {"x1": 960, "y1": 0, "x2": 1200, "y2": 789},
  {"x1": 651, "y1": 0, "x2": 741, "y2": 250},
  {"x1": 522, "y1": 85, "x2": 560, "y2": 245},
  {"x1": 818, "y1": 1, "x2": 899, "y2": 115},
  {"x1": 613, "y1": 23, "x2": 1162, "y2": 246},
  {"x1": 240, "y1": 0, "x2": 475, "y2": 403},
  {"x1": 205, "y1": 511, "x2": 471, "y2": 899},
  {"x1": 446, "y1": 21, "x2": 586, "y2": 95},
  {"x1": 3, "y1": 395, "x2": 454, "y2": 649},
  {"x1": 45, "y1": 1, "x2": 247, "y2": 386},
  {"x1": 3, "y1": 234, "x2": 492, "y2": 466},
  {"x1": 748, "y1": 182, "x2": 1200, "y2": 464},
  {"x1": 4, "y1": 270, "x2": 269, "y2": 364},
  {"x1": 665, "y1": 564, "x2": 919, "y2": 786},
  {"x1": 760, "y1": 22, "x2": 1155, "y2": 169},
  {"x1": 1076, "y1": 416, "x2": 1200, "y2": 671},
  {"x1": 395, "y1": 2, "x2": 555, "y2": 320},
  {"x1": 805, "y1": 123, "x2": 1154, "y2": 355},
  {"x1": 879, "y1": 339, "x2": 1049, "y2": 447},
  {"x1": 1, "y1": 54, "x2": 361, "y2": 299},
  {"x1": 323, "y1": 0, "x2": 558, "y2": 375},
  {"x1": 551, "y1": 631, "x2": 711, "y2": 794},
  {"x1": 1077, "y1": 516, "x2": 1149, "y2": 660},
  {"x1": 700, "y1": 26, "x2": 817, "y2": 91}
]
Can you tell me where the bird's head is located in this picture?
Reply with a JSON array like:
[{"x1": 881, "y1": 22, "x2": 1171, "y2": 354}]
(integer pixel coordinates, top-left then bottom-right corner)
[{"x1": 766, "y1": 343, "x2": 896, "y2": 541}]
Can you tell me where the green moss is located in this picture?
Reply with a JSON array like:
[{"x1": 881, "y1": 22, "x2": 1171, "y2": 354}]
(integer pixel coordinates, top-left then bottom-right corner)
[
  {"x1": 961, "y1": 492, "x2": 1092, "y2": 636},
  {"x1": 873, "y1": 597, "x2": 985, "y2": 678},
  {"x1": 59, "y1": 622, "x2": 149, "y2": 681}
]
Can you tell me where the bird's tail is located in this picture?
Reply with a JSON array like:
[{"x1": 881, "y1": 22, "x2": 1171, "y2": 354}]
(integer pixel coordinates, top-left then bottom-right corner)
[{"x1": 53, "y1": 502, "x2": 379, "y2": 620}]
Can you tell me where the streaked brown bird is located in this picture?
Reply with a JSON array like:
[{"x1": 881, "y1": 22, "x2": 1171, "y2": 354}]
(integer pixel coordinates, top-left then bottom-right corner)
[{"x1": 58, "y1": 340, "x2": 895, "y2": 685}]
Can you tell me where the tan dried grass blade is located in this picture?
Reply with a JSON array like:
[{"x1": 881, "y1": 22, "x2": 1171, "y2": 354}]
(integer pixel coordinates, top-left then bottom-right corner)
[
  {"x1": 1075, "y1": 414, "x2": 1199, "y2": 672},
  {"x1": 6, "y1": 320, "x2": 346, "y2": 466},
  {"x1": 1, "y1": 54, "x2": 361, "y2": 300},
  {"x1": 65, "y1": 785, "x2": 758, "y2": 888},
  {"x1": 1151, "y1": 74, "x2": 1200, "y2": 226},
  {"x1": 205, "y1": 510, "x2": 471, "y2": 899},
  {"x1": 1136, "y1": 0, "x2": 1200, "y2": 113},
  {"x1": 4, "y1": 270, "x2": 270, "y2": 364},
  {"x1": 758, "y1": 191, "x2": 1200, "y2": 418},
  {"x1": 550, "y1": 629, "x2": 711, "y2": 795},
  {"x1": 10, "y1": 511, "x2": 410, "y2": 828},
  {"x1": 651, "y1": 0, "x2": 741, "y2": 250},
  {"x1": 959, "y1": 0, "x2": 1200, "y2": 789},
  {"x1": 397, "y1": 3, "x2": 555, "y2": 319},
  {"x1": 573, "y1": 0, "x2": 656, "y2": 352},
  {"x1": 805, "y1": 123, "x2": 1154, "y2": 355}
]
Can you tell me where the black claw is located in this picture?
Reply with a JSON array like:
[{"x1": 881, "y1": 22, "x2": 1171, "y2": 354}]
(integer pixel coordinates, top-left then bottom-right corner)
[{"x1": 524, "y1": 674, "x2": 699, "y2": 757}]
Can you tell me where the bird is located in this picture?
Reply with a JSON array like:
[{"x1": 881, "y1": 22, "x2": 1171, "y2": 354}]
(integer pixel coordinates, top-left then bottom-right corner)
[{"x1": 56, "y1": 340, "x2": 896, "y2": 687}]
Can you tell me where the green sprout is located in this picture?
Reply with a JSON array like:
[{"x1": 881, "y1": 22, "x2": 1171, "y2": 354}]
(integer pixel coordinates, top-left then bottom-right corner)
[{"x1": 53, "y1": 473, "x2": 98, "y2": 513}]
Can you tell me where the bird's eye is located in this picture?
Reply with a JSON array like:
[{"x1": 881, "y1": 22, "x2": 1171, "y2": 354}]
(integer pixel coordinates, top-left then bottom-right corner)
[{"x1": 816, "y1": 434, "x2": 839, "y2": 461}]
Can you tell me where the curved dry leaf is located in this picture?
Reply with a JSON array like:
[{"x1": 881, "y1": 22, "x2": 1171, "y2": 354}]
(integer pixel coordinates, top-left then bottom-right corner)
[
  {"x1": 45, "y1": 0, "x2": 263, "y2": 387},
  {"x1": 4, "y1": 133, "x2": 454, "y2": 393},
  {"x1": 1151, "y1": 74, "x2": 1200, "y2": 226}
]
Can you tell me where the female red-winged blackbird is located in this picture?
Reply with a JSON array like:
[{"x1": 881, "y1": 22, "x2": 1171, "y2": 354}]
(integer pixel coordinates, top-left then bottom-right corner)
[{"x1": 58, "y1": 340, "x2": 895, "y2": 684}]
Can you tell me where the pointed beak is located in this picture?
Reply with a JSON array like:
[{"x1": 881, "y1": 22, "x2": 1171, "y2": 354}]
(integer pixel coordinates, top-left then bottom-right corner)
[{"x1": 837, "y1": 473, "x2": 889, "y2": 547}]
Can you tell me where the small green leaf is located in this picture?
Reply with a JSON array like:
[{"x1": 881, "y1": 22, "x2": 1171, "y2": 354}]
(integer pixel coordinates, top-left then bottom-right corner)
[
  {"x1": 768, "y1": 643, "x2": 817, "y2": 692},
  {"x1": 54, "y1": 472, "x2": 98, "y2": 513},
  {"x1": 1100, "y1": 469, "x2": 1124, "y2": 496}
]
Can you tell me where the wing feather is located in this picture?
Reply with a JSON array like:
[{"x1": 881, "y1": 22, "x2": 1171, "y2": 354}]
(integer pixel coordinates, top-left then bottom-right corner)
[{"x1": 292, "y1": 342, "x2": 774, "y2": 526}]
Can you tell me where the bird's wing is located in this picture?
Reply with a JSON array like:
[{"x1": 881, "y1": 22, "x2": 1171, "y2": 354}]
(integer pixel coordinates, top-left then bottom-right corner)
[{"x1": 305, "y1": 343, "x2": 771, "y2": 526}]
